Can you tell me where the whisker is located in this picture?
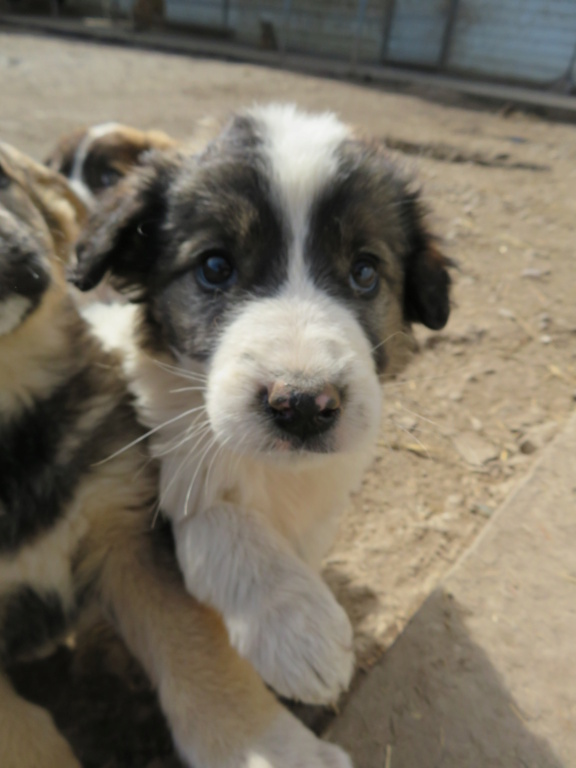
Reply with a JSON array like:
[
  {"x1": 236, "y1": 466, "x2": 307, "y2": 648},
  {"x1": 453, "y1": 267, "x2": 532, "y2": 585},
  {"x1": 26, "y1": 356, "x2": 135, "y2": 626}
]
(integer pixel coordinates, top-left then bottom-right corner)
[
  {"x1": 184, "y1": 434, "x2": 219, "y2": 517},
  {"x1": 396, "y1": 403, "x2": 441, "y2": 429},
  {"x1": 159, "y1": 424, "x2": 213, "y2": 510},
  {"x1": 382, "y1": 363, "x2": 474, "y2": 391},
  {"x1": 94, "y1": 406, "x2": 206, "y2": 466},
  {"x1": 371, "y1": 329, "x2": 411, "y2": 353},
  {"x1": 151, "y1": 358, "x2": 208, "y2": 381},
  {"x1": 204, "y1": 431, "x2": 236, "y2": 498},
  {"x1": 153, "y1": 419, "x2": 211, "y2": 458},
  {"x1": 151, "y1": 499, "x2": 163, "y2": 530},
  {"x1": 393, "y1": 422, "x2": 430, "y2": 457}
]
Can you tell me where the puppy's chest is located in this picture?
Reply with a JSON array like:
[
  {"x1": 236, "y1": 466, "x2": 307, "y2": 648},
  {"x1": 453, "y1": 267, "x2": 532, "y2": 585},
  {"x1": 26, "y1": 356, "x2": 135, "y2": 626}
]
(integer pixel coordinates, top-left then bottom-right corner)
[
  {"x1": 224, "y1": 453, "x2": 368, "y2": 566},
  {"x1": 247, "y1": 462, "x2": 360, "y2": 566}
]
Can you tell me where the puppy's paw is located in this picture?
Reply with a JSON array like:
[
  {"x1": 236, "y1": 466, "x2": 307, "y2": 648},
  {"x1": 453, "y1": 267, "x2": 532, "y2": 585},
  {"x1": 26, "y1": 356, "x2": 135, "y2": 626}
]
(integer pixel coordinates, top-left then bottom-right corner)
[
  {"x1": 229, "y1": 579, "x2": 354, "y2": 705},
  {"x1": 244, "y1": 710, "x2": 352, "y2": 768}
]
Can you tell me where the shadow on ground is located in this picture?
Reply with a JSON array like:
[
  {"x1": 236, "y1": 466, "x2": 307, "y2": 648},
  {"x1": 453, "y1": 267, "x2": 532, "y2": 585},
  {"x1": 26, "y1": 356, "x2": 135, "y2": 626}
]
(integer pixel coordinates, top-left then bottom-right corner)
[
  {"x1": 8, "y1": 624, "x2": 179, "y2": 768},
  {"x1": 330, "y1": 588, "x2": 565, "y2": 768},
  {"x1": 8, "y1": 585, "x2": 564, "y2": 767}
]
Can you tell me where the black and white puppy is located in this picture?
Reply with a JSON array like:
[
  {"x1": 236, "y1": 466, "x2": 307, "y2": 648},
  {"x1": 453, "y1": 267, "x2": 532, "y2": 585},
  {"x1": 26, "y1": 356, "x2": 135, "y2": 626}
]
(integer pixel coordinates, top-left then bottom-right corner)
[
  {"x1": 73, "y1": 104, "x2": 451, "y2": 709},
  {"x1": 0, "y1": 141, "x2": 348, "y2": 768}
]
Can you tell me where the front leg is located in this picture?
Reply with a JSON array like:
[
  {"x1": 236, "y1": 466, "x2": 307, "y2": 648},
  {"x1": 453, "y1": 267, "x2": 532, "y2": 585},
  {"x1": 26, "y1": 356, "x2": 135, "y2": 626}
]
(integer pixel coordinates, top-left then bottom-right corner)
[
  {"x1": 94, "y1": 524, "x2": 352, "y2": 768},
  {"x1": 173, "y1": 503, "x2": 354, "y2": 705}
]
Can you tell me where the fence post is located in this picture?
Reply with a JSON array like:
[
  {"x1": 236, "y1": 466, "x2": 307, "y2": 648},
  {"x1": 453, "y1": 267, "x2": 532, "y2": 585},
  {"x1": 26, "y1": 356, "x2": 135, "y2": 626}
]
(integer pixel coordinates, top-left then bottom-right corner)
[
  {"x1": 351, "y1": 0, "x2": 369, "y2": 71},
  {"x1": 222, "y1": 0, "x2": 230, "y2": 30},
  {"x1": 280, "y1": 0, "x2": 293, "y2": 58},
  {"x1": 439, "y1": 0, "x2": 460, "y2": 69}
]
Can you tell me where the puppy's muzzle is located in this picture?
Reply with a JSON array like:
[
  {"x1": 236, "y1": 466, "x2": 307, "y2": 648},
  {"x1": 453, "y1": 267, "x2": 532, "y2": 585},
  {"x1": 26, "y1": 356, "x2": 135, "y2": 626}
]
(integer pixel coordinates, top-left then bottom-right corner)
[{"x1": 264, "y1": 381, "x2": 342, "y2": 442}]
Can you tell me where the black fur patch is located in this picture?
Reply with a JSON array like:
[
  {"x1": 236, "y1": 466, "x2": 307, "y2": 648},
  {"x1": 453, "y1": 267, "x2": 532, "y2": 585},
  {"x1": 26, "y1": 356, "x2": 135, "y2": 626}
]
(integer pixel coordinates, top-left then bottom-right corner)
[
  {"x1": 0, "y1": 365, "x2": 95, "y2": 551},
  {"x1": 1, "y1": 587, "x2": 69, "y2": 663},
  {"x1": 0, "y1": 338, "x2": 138, "y2": 553}
]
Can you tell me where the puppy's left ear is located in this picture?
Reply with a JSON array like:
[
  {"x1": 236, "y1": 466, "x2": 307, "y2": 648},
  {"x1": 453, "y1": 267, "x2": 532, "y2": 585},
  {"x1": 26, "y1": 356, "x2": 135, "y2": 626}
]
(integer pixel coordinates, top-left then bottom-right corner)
[
  {"x1": 401, "y1": 191, "x2": 452, "y2": 331},
  {"x1": 70, "y1": 155, "x2": 175, "y2": 296}
]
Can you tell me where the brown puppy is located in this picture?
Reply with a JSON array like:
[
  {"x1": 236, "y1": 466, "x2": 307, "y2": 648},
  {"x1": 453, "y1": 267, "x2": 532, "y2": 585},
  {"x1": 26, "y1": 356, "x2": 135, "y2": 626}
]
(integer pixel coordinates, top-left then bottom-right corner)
[
  {"x1": 0, "y1": 143, "x2": 349, "y2": 768},
  {"x1": 45, "y1": 122, "x2": 176, "y2": 207}
]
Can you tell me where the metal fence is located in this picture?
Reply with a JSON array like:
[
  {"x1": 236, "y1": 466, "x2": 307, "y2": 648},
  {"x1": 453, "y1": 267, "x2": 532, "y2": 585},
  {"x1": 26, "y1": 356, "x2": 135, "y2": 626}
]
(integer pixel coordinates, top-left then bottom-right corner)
[
  {"x1": 23, "y1": 0, "x2": 576, "y2": 89},
  {"x1": 161, "y1": 0, "x2": 576, "y2": 87}
]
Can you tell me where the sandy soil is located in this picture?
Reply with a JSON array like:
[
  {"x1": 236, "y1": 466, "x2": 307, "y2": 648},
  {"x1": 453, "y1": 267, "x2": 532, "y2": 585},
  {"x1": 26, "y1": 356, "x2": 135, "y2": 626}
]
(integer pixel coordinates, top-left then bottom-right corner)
[{"x1": 1, "y1": 30, "x2": 575, "y2": 766}]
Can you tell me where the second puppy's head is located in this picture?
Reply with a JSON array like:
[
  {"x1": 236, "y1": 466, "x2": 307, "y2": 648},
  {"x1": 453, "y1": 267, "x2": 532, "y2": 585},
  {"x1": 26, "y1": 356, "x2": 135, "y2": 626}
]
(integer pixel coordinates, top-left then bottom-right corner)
[
  {"x1": 72, "y1": 105, "x2": 451, "y2": 459},
  {"x1": 46, "y1": 123, "x2": 176, "y2": 207},
  {"x1": 0, "y1": 142, "x2": 86, "y2": 337}
]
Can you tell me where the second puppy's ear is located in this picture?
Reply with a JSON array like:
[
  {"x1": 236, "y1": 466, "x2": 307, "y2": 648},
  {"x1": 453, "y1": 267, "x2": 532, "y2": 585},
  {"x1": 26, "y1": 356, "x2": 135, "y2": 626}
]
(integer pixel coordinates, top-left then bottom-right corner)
[
  {"x1": 401, "y1": 191, "x2": 452, "y2": 331},
  {"x1": 44, "y1": 128, "x2": 87, "y2": 176},
  {"x1": 71, "y1": 156, "x2": 173, "y2": 297}
]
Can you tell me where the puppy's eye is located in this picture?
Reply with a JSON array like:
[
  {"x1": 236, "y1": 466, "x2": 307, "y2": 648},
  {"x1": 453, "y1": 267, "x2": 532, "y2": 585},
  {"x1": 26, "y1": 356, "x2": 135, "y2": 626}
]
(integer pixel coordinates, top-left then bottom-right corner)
[
  {"x1": 196, "y1": 251, "x2": 237, "y2": 291},
  {"x1": 350, "y1": 256, "x2": 379, "y2": 296},
  {"x1": 99, "y1": 169, "x2": 122, "y2": 189}
]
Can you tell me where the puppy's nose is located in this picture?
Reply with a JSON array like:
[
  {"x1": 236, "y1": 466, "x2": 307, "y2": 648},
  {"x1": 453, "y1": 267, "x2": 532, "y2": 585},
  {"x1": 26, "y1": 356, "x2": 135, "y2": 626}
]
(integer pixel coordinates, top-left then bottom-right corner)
[{"x1": 265, "y1": 381, "x2": 342, "y2": 440}]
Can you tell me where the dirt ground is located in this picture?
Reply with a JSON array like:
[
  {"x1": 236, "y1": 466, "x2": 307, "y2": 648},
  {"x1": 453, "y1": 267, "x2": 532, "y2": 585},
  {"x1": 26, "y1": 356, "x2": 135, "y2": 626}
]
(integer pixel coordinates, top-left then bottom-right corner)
[{"x1": 1, "y1": 30, "x2": 576, "y2": 767}]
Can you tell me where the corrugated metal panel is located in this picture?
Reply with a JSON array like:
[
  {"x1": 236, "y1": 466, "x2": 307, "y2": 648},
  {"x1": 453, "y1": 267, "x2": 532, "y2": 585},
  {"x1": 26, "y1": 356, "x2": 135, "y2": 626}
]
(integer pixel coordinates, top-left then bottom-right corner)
[
  {"x1": 448, "y1": 0, "x2": 576, "y2": 83},
  {"x1": 162, "y1": 0, "x2": 384, "y2": 62},
  {"x1": 71, "y1": 0, "x2": 576, "y2": 87},
  {"x1": 280, "y1": 0, "x2": 382, "y2": 60},
  {"x1": 385, "y1": 0, "x2": 451, "y2": 66},
  {"x1": 165, "y1": 0, "x2": 228, "y2": 29}
]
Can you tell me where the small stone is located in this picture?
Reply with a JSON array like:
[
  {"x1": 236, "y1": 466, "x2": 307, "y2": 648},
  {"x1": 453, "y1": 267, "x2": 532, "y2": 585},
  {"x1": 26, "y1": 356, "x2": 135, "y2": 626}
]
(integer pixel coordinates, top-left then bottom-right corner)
[
  {"x1": 522, "y1": 268, "x2": 550, "y2": 279},
  {"x1": 470, "y1": 417, "x2": 483, "y2": 432},
  {"x1": 518, "y1": 421, "x2": 557, "y2": 454},
  {"x1": 540, "y1": 334, "x2": 552, "y2": 344},
  {"x1": 538, "y1": 312, "x2": 551, "y2": 330},
  {"x1": 470, "y1": 502, "x2": 494, "y2": 518},
  {"x1": 453, "y1": 432, "x2": 499, "y2": 466},
  {"x1": 396, "y1": 415, "x2": 417, "y2": 432},
  {"x1": 498, "y1": 308, "x2": 515, "y2": 320}
]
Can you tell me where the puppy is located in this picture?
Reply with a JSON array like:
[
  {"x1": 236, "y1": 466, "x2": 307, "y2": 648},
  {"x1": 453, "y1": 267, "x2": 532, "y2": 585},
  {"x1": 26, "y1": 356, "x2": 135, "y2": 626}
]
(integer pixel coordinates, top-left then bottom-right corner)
[
  {"x1": 0, "y1": 142, "x2": 350, "y2": 768},
  {"x1": 45, "y1": 122, "x2": 176, "y2": 207},
  {"x1": 72, "y1": 104, "x2": 451, "y2": 707},
  {"x1": 46, "y1": 123, "x2": 176, "y2": 305}
]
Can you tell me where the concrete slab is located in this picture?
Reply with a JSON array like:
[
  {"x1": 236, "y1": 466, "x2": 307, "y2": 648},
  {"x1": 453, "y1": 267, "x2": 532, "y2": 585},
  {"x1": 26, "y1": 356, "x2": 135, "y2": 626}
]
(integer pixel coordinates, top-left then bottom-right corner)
[{"x1": 329, "y1": 410, "x2": 576, "y2": 767}]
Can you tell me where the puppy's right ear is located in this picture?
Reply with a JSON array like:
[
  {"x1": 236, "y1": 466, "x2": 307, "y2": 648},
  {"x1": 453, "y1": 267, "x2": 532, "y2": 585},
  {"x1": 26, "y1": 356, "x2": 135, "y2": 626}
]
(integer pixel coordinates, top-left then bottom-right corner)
[{"x1": 71, "y1": 157, "x2": 173, "y2": 297}]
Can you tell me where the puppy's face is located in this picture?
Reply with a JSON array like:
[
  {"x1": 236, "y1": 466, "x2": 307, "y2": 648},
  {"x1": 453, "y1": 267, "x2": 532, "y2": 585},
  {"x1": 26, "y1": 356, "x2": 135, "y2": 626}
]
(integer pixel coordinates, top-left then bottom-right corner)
[
  {"x1": 45, "y1": 123, "x2": 176, "y2": 207},
  {"x1": 0, "y1": 142, "x2": 86, "y2": 336},
  {"x1": 73, "y1": 105, "x2": 451, "y2": 459}
]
